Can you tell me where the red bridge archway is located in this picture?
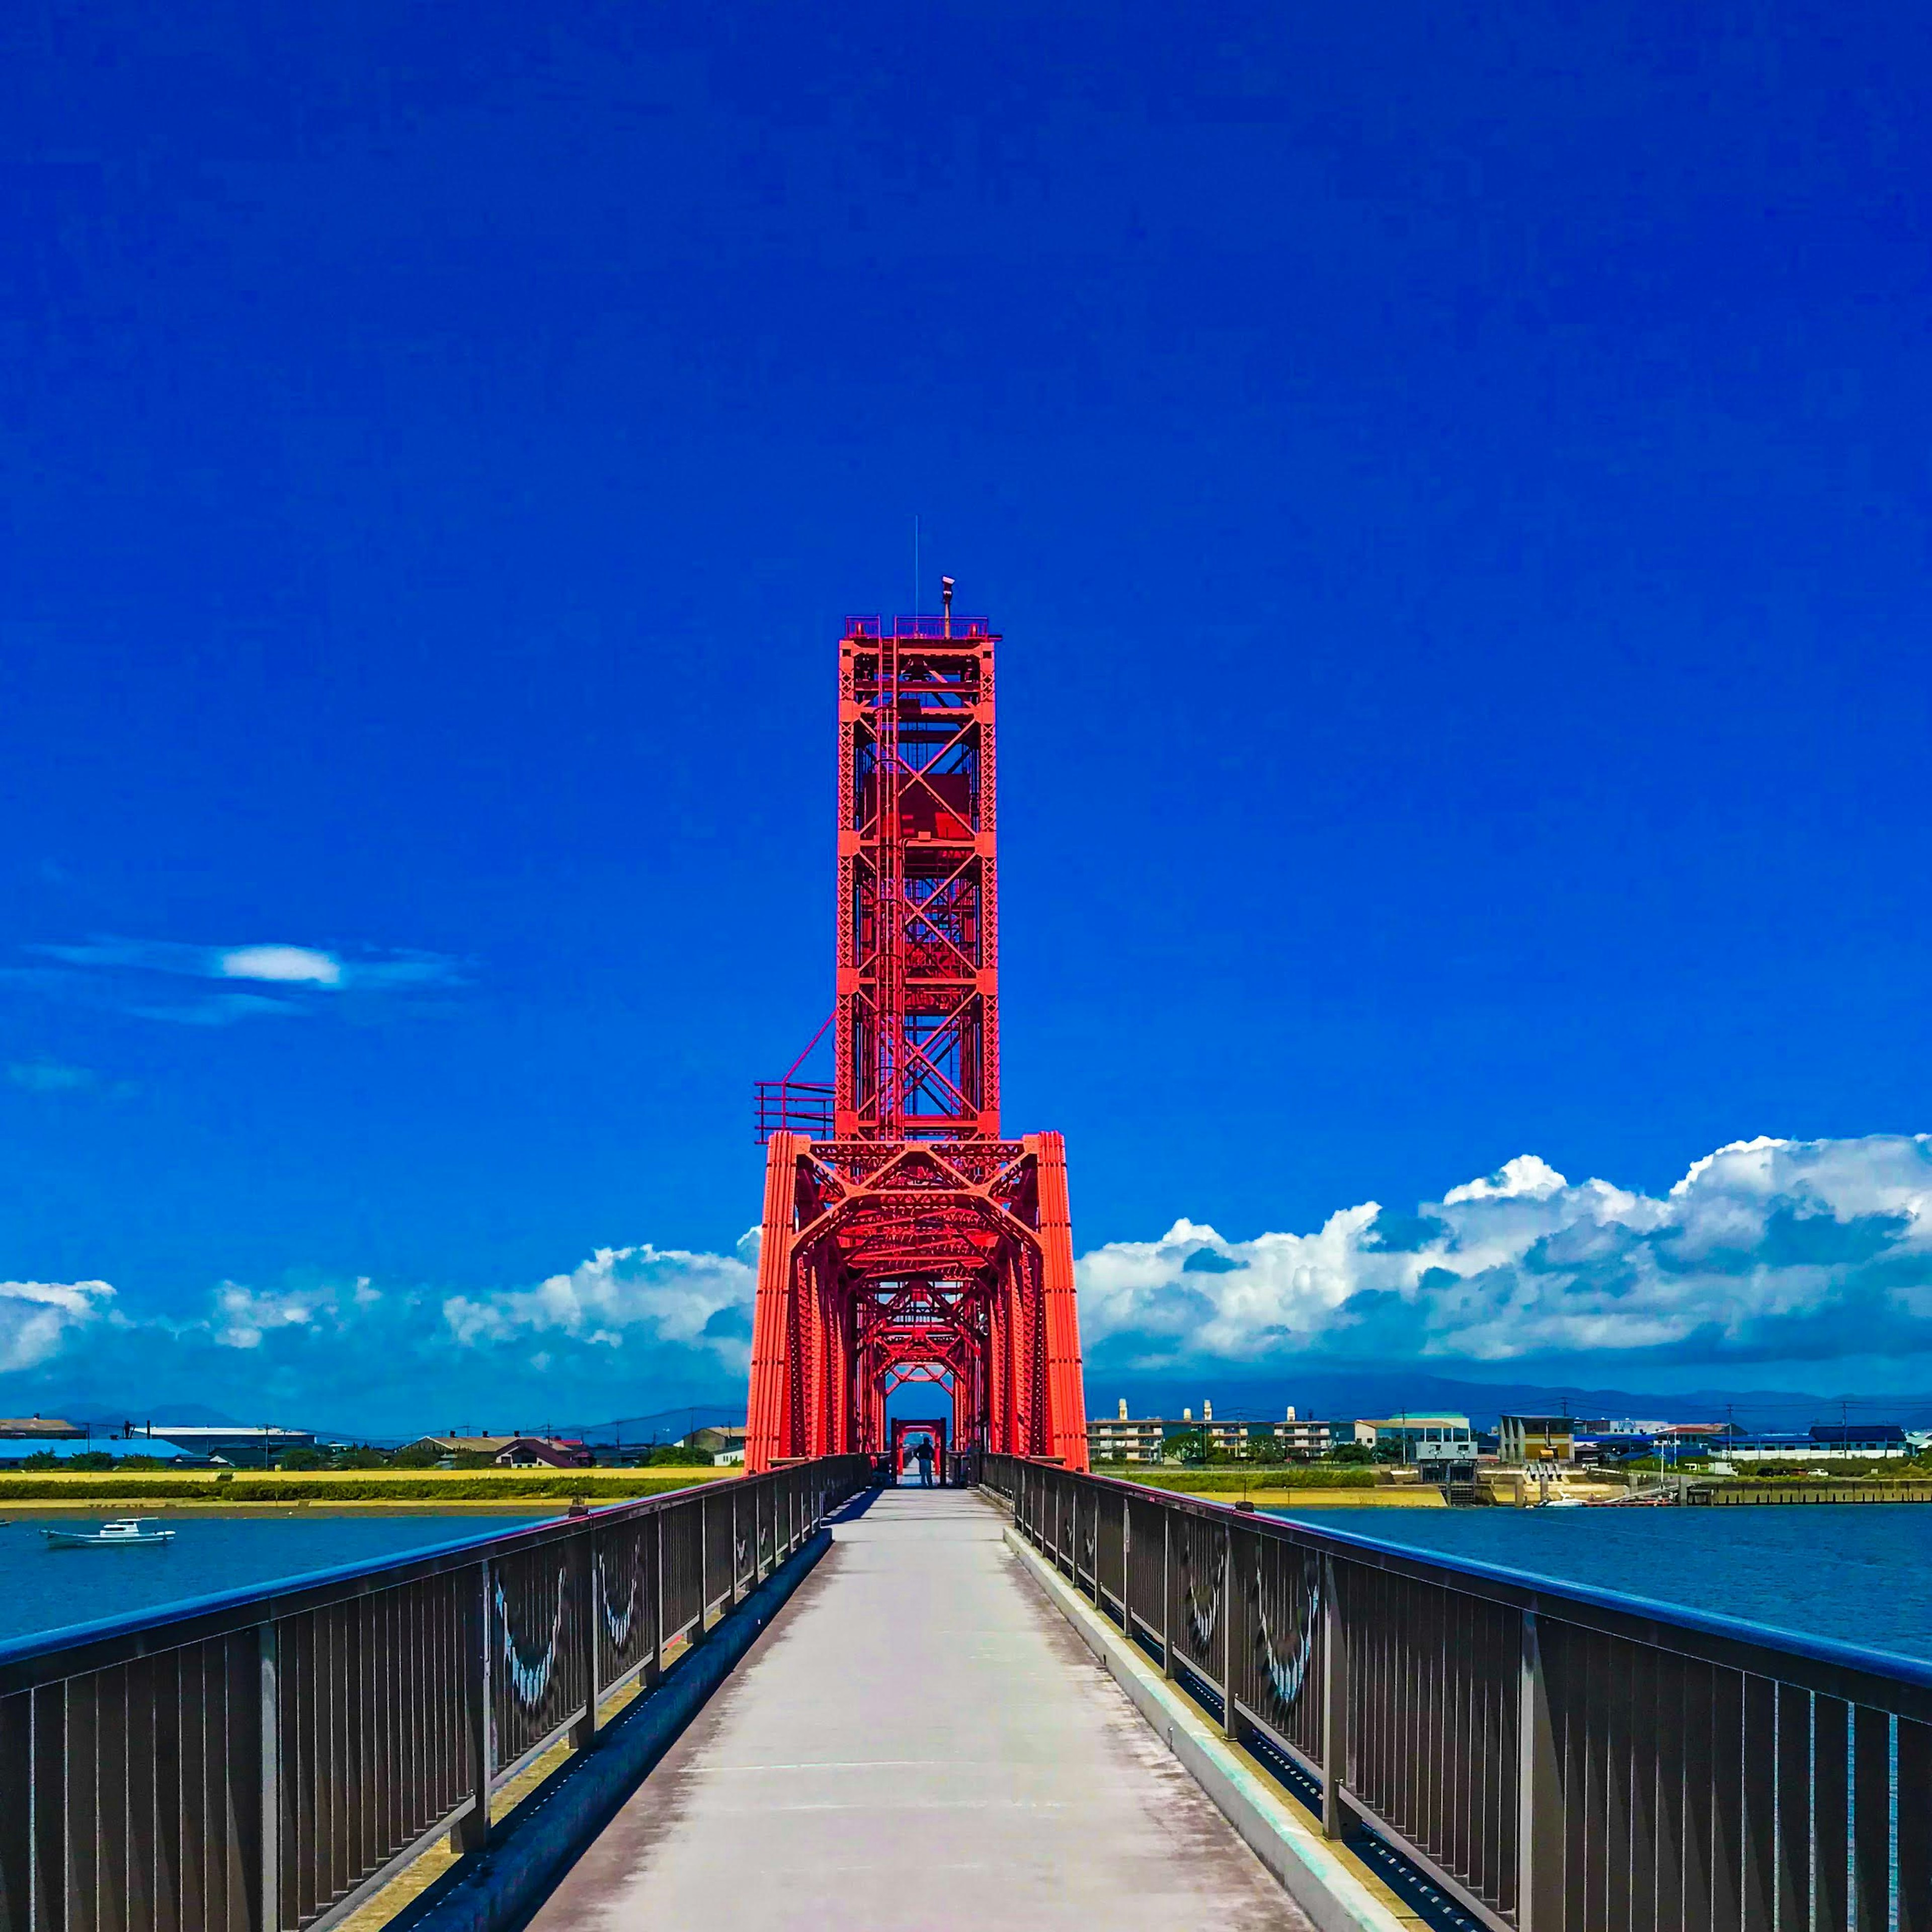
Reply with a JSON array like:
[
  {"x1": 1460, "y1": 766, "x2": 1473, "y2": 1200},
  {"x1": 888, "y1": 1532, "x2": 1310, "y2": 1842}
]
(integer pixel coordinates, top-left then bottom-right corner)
[
  {"x1": 747, "y1": 602, "x2": 1089, "y2": 1473},
  {"x1": 890, "y1": 1416, "x2": 947, "y2": 1478}
]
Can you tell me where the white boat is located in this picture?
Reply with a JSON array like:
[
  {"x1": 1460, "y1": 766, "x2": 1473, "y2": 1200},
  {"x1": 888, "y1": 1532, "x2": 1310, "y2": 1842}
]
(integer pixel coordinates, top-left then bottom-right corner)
[
  {"x1": 41, "y1": 1518, "x2": 176, "y2": 1549},
  {"x1": 1540, "y1": 1495, "x2": 1588, "y2": 1509}
]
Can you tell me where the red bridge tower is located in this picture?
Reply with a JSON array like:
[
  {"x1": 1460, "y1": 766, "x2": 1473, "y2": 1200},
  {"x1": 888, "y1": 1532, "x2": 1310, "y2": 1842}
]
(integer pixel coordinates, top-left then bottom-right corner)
[{"x1": 746, "y1": 596, "x2": 1089, "y2": 1473}]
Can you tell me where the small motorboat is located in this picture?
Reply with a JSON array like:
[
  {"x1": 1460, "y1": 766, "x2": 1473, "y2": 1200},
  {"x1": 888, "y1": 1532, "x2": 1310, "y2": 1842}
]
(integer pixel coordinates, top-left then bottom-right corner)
[
  {"x1": 1540, "y1": 1495, "x2": 1588, "y2": 1509},
  {"x1": 41, "y1": 1518, "x2": 176, "y2": 1549}
]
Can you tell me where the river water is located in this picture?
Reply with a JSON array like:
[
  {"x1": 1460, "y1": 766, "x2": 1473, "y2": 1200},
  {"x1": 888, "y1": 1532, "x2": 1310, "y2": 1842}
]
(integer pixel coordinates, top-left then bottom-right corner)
[
  {"x1": 0, "y1": 1511, "x2": 556, "y2": 1645},
  {"x1": 6, "y1": 1502, "x2": 1930, "y2": 1662},
  {"x1": 1265, "y1": 1502, "x2": 1932, "y2": 1661}
]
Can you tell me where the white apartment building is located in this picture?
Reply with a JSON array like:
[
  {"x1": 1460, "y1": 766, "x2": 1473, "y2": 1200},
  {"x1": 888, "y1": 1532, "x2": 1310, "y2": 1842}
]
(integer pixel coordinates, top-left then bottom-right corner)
[{"x1": 1088, "y1": 1401, "x2": 1333, "y2": 1462}]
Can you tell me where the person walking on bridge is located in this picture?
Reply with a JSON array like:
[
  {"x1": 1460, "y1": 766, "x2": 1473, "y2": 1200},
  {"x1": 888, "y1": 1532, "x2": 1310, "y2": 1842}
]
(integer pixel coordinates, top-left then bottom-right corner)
[{"x1": 914, "y1": 1435, "x2": 935, "y2": 1487}]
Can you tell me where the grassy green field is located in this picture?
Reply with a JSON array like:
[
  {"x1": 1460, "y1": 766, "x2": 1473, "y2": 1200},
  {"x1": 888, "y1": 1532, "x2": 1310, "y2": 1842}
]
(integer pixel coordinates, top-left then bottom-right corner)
[
  {"x1": 1094, "y1": 1465, "x2": 1379, "y2": 1492},
  {"x1": 0, "y1": 1467, "x2": 735, "y2": 1505}
]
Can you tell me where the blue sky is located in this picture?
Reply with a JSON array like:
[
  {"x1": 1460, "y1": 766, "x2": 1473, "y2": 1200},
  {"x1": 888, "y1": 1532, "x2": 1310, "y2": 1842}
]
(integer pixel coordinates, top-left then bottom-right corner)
[{"x1": 4, "y1": 2, "x2": 1930, "y2": 1429}]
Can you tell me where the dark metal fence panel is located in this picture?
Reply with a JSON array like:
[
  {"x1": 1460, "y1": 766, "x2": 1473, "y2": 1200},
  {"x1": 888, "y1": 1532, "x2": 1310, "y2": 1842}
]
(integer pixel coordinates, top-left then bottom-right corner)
[
  {"x1": 700, "y1": 1490, "x2": 732, "y2": 1618},
  {"x1": 1072, "y1": 1480, "x2": 1097, "y2": 1594},
  {"x1": 659, "y1": 1496, "x2": 704, "y2": 1646},
  {"x1": 488, "y1": 1544, "x2": 586, "y2": 1774},
  {"x1": 733, "y1": 1490, "x2": 755, "y2": 1598},
  {"x1": 0, "y1": 1688, "x2": 27, "y2": 1927},
  {"x1": 16, "y1": 1634, "x2": 265, "y2": 1932},
  {"x1": 1095, "y1": 1486, "x2": 1125, "y2": 1615},
  {"x1": 1235, "y1": 1528, "x2": 1325, "y2": 1768},
  {"x1": 1125, "y1": 1493, "x2": 1165, "y2": 1650},
  {"x1": 591, "y1": 1513, "x2": 659, "y2": 1695},
  {"x1": 1167, "y1": 1505, "x2": 1226, "y2": 1694},
  {"x1": 987, "y1": 1458, "x2": 1932, "y2": 1932},
  {"x1": 0, "y1": 1457, "x2": 870, "y2": 1932}
]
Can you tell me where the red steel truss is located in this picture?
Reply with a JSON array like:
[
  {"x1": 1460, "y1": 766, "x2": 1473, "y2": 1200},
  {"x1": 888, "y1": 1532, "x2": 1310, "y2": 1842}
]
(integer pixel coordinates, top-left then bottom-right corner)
[{"x1": 747, "y1": 602, "x2": 1089, "y2": 1473}]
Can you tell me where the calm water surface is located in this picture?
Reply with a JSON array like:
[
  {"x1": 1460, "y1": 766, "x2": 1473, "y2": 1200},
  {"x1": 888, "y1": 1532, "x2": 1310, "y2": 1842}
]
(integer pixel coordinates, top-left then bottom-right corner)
[
  {"x1": 0, "y1": 1512, "x2": 556, "y2": 1644},
  {"x1": 9, "y1": 1502, "x2": 1932, "y2": 1661},
  {"x1": 1265, "y1": 1504, "x2": 1932, "y2": 1662}
]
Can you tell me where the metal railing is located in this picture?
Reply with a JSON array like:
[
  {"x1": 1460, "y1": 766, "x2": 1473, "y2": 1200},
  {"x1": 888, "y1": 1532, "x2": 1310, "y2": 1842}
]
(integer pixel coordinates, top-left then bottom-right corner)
[
  {"x1": 753, "y1": 1076, "x2": 836, "y2": 1142},
  {"x1": 841, "y1": 614, "x2": 993, "y2": 639},
  {"x1": 986, "y1": 1455, "x2": 1932, "y2": 1932},
  {"x1": 0, "y1": 1456, "x2": 871, "y2": 1932}
]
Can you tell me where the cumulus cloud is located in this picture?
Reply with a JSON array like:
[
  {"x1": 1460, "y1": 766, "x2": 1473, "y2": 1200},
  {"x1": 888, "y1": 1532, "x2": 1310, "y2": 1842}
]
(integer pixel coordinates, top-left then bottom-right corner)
[
  {"x1": 440, "y1": 1241, "x2": 756, "y2": 1356},
  {"x1": 14, "y1": 935, "x2": 463, "y2": 1022},
  {"x1": 1078, "y1": 1134, "x2": 1932, "y2": 1374},
  {"x1": 7, "y1": 1136, "x2": 1932, "y2": 1428},
  {"x1": 0, "y1": 1241, "x2": 761, "y2": 1430},
  {"x1": 0, "y1": 1279, "x2": 117, "y2": 1373}
]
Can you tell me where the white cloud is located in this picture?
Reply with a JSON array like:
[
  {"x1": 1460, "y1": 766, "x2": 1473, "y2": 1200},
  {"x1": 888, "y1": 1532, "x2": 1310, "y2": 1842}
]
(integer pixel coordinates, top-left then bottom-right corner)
[
  {"x1": 17, "y1": 935, "x2": 462, "y2": 1022},
  {"x1": 1442, "y1": 1154, "x2": 1569, "y2": 1204},
  {"x1": 220, "y1": 945, "x2": 343, "y2": 987},
  {"x1": 1077, "y1": 1134, "x2": 1932, "y2": 1373},
  {"x1": 439, "y1": 1243, "x2": 754, "y2": 1363},
  {"x1": 8, "y1": 1136, "x2": 1932, "y2": 1428},
  {"x1": 212, "y1": 1282, "x2": 329, "y2": 1348},
  {"x1": 0, "y1": 1279, "x2": 116, "y2": 1372}
]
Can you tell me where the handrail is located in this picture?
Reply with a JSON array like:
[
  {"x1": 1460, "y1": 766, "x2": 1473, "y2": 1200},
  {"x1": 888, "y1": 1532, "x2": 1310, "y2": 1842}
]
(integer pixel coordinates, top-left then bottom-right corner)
[
  {"x1": 1001, "y1": 1463, "x2": 1932, "y2": 1707},
  {"x1": 0, "y1": 1482, "x2": 694, "y2": 1683},
  {"x1": 0, "y1": 1455, "x2": 874, "y2": 1931},
  {"x1": 986, "y1": 1453, "x2": 1932, "y2": 1932}
]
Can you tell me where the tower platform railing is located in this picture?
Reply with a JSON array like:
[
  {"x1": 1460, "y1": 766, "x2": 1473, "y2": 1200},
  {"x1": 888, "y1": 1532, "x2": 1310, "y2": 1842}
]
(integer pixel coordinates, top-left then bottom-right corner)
[
  {"x1": 0, "y1": 1455, "x2": 872, "y2": 1932},
  {"x1": 840, "y1": 614, "x2": 993, "y2": 639},
  {"x1": 985, "y1": 1454, "x2": 1932, "y2": 1932}
]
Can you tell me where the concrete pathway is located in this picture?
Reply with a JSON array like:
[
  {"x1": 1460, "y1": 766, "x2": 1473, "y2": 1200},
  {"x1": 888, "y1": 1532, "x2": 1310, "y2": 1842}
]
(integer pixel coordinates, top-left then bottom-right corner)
[{"x1": 526, "y1": 1487, "x2": 1312, "y2": 1930}]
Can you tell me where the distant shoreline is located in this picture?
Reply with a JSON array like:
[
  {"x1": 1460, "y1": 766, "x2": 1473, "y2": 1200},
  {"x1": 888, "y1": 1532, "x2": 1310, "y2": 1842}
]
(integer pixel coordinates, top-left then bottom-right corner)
[
  {"x1": 0, "y1": 1469, "x2": 729, "y2": 1507},
  {"x1": 0, "y1": 1499, "x2": 569, "y2": 1517}
]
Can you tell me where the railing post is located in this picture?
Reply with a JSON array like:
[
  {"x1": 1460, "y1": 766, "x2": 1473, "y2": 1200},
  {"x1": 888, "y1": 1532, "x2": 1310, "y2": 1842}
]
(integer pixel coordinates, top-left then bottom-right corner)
[
  {"x1": 695, "y1": 1498, "x2": 710, "y2": 1644},
  {"x1": 1218, "y1": 1521, "x2": 1238, "y2": 1740},
  {"x1": 1321, "y1": 1554, "x2": 1348, "y2": 1838},
  {"x1": 649, "y1": 1511, "x2": 665, "y2": 1687},
  {"x1": 452, "y1": 1562, "x2": 492, "y2": 1853},
  {"x1": 569, "y1": 1530, "x2": 598, "y2": 1751},
  {"x1": 1121, "y1": 1494, "x2": 1133, "y2": 1634},
  {"x1": 1161, "y1": 1507, "x2": 1175, "y2": 1680},
  {"x1": 1518, "y1": 1609, "x2": 1563, "y2": 1931},
  {"x1": 259, "y1": 1622, "x2": 281, "y2": 1931},
  {"x1": 730, "y1": 1488, "x2": 742, "y2": 1605}
]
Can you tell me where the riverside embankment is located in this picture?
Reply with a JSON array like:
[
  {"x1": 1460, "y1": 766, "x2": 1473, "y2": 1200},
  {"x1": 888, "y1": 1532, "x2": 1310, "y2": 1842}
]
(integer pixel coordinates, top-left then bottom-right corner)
[
  {"x1": 0, "y1": 1466, "x2": 735, "y2": 1512},
  {"x1": 1096, "y1": 1467, "x2": 1448, "y2": 1507}
]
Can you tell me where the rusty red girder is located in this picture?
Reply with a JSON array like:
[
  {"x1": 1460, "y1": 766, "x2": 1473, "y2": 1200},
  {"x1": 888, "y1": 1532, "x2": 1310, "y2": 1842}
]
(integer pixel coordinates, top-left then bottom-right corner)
[{"x1": 747, "y1": 605, "x2": 1089, "y2": 1472}]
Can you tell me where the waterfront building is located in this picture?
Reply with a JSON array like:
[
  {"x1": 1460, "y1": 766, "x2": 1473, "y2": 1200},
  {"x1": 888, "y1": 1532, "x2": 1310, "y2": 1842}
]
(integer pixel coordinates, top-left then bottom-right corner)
[
  {"x1": 1275, "y1": 1410, "x2": 1333, "y2": 1457},
  {"x1": 132, "y1": 1424, "x2": 316, "y2": 1465},
  {"x1": 1716, "y1": 1424, "x2": 1910, "y2": 1463},
  {"x1": 1499, "y1": 1415, "x2": 1576, "y2": 1463},
  {"x1": 1088, "y1": 1402, "x2": 1165, "y2": 1462},
  {"x1": 1807, "y1": 1423, "x2": 1908, "y2": 1454},
  {"x1": 405, "y1": 1433, "x2": 594, "y2": 1469},
  {"x1": 1358, "y1": 1415, "x2": 1475, "y2": 1463},
  {"x1": 1571, "y1": 1431, "x2": 1658, "y2": 1464},
  {"x1": 1088, "y1": 1400, "x2": 1329, "y2": 1463},
  {"x1": 1087, "y1": 1400, "x2": 1230, "y2": 1462},
  {"x1": 683, "y1": 1424, "x2": 749, "y2": 1463}
]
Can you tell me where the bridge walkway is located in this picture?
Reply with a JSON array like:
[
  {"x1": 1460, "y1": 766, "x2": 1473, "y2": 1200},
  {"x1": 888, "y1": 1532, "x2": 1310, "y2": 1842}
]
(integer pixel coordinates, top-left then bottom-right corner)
[{"x1": 526, "y1": 1485, "x2": 1312, "y2": 1929}]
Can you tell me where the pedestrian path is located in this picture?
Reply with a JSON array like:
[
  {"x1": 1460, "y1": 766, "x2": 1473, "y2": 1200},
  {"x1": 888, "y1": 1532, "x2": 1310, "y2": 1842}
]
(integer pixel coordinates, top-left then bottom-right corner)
[{"x1": 525, "y1": 1486, "x2": 1311, "y2": 1930}]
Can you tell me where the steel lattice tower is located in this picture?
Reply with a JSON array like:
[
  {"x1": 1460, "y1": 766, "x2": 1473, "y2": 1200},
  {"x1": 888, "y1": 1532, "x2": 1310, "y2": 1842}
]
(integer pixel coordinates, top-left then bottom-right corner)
[{"x1": 746, "y1": 598, "x2": 1089, "y2": 1473}]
